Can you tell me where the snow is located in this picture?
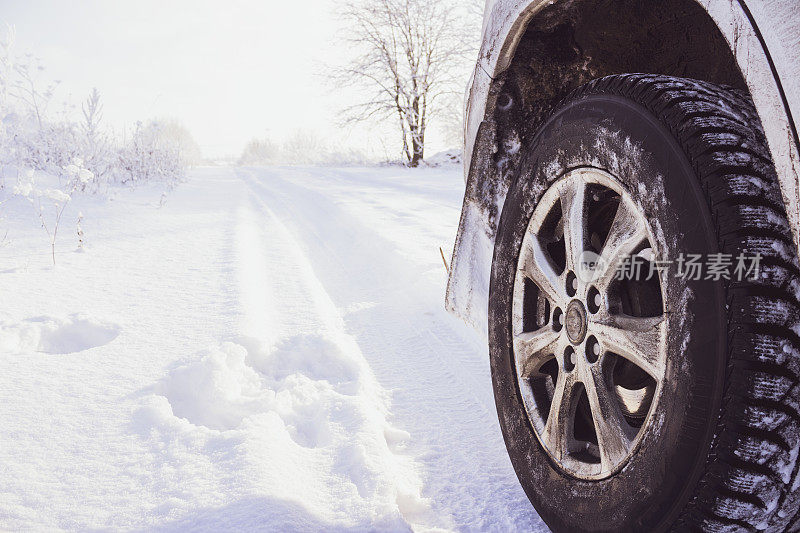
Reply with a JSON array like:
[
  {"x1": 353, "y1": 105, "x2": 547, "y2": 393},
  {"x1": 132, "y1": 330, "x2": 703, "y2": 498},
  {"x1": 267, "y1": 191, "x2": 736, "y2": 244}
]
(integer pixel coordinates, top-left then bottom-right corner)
[
  {"x1": 0, "y1": 166, "x2": 545, "y2": 531},
  {"x1": 0, "y1": 314, "x2": 120, "y2": 354},
  {"x1": 423, "y1": 149, "x2": 463, "y2": 167}
]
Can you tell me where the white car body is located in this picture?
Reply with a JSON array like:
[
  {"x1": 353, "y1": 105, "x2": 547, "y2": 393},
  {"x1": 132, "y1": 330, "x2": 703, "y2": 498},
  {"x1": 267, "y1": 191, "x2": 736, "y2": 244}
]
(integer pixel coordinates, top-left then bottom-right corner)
[{"x1": 446, "y1": 0, "x2": 800, "y2": 335}]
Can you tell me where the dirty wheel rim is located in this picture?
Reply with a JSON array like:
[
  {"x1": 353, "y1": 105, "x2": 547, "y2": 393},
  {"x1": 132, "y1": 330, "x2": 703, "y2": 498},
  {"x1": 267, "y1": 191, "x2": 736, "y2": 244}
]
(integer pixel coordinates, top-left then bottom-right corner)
[{"x1": 512, "y1": 167, "x2": 667, "y2": 480}]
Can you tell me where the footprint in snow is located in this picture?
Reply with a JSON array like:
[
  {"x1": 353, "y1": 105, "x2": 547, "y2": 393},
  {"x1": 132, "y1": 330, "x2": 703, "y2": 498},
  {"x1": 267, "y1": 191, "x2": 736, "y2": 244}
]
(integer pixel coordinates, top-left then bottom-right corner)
[
  {"x1": 141, "y1": 335, "x2": 433, "y2": 525},
  {"x1": 153, "y1": 334, "x2": 367, "y2": 445},
  {"x1": 243, "y1": 334, "x2": 363, "y2": 395},
  {"x1": 0, "y1": 314, "x2": 120, "y2": 354}
]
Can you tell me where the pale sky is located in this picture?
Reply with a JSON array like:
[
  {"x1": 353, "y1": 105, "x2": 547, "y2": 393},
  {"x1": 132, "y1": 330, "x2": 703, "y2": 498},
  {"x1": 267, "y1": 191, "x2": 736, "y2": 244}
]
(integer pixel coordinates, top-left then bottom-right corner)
[{"x1": 1, "y1": 0, "x2": 454, "y2": 159}]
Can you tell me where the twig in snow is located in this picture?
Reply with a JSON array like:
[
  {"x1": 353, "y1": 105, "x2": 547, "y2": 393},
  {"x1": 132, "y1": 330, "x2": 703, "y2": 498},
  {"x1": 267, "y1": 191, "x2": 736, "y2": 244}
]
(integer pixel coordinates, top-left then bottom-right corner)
[{"x1": 439, "y1": 246, "x2": 449, "y2": 275}]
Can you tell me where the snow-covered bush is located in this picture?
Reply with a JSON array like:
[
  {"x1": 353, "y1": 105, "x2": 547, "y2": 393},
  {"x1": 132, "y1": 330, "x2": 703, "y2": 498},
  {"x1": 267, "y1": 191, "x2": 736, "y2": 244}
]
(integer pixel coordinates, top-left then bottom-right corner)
[
  {"x1": 282, "y1": 130, "x2": 328, "y2": 165},
  {"x1": 115, "y1": 121, "x2": 185, "y2": 186},
  {"x1": 238, "y1": 131, "x2": 369, "y2": 166},
  {"x1": 7, "y1": 118, "x2": 81, "y2": 182},
  {"x1": 3, "y1": 101, "x2": 190, "y2": 191},
  {"x1": 0, "y1": 82, "x2": 105, "y2": 192},
  {"x1": 0, "y1": 29, "x2": 196, "y2": 194},
  {"x1": 150, "y1": 118, "x2": 203, "y2": 166},
  {"x1": 238, "y1": 137, "x2": 279, "y2": 166}
]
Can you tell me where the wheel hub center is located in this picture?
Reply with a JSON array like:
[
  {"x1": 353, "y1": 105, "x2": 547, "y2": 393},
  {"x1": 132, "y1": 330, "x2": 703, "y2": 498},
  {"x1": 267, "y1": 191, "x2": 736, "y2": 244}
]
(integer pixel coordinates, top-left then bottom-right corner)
[{"x1": 565, "y1": 300, "x2": 587, "y2": 344}]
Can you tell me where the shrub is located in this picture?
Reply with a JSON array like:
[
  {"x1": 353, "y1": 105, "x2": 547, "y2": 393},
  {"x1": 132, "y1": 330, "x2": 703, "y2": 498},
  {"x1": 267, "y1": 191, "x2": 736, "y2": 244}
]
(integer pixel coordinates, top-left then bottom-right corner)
[{"x1": 115, "y1": 121, "x2": 185, "y2": 186}]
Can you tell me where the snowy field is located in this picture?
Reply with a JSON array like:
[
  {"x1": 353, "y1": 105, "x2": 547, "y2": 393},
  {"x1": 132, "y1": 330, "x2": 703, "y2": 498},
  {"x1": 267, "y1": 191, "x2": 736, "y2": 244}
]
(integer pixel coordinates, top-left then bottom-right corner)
[{"x1": 0, "y1": 166, "x2": 547, "y2": 531}]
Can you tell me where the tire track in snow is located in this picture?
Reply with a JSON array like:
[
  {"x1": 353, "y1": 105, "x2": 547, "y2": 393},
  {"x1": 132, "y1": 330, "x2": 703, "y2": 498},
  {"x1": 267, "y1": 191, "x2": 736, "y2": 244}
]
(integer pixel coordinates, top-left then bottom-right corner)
[
  {"x1": 139, "y1": 170, "x2": 440, "y2": 531},
  {"x1": 233, "y1": 183, "x2": 442, "y2": 528},
  {"x1": 238, "y1": 167, "x2": 546, "y2": 531}
]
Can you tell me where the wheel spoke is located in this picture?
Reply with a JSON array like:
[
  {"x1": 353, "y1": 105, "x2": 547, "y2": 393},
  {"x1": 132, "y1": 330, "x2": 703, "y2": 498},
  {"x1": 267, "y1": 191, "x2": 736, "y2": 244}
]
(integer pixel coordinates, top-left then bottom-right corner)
[
  {"x1": 559, "y1": 179, "x2": 586, "y2": 271},
  {"x1": 595, "y1": 198, "x2": 647, "y2": 288},
  {"x1": 581, "y1": 364, "x2": 635, "y2": 473},
  {"x1": 514, "y1": 329, "x2": 561, "y2": 377},
  {"x1": 591, "y1": 315, "x2": 665, "y2": 379},
  {"x1": 542, "y1": 371, "x2": 578, "y2": 461},
  {"x1": 520, "y1": 234, "x2": 566, "y2": 305}
]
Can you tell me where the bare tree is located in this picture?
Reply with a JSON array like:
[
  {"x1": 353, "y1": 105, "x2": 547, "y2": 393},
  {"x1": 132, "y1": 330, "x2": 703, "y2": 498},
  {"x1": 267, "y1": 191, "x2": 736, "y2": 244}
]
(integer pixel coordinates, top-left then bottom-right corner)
[
  {"x1": 11, "y1": 55, "x2": 59, "y2": 128},
  {"x1": 334, "y1": 0, "x2": 469, "y2": 167}
]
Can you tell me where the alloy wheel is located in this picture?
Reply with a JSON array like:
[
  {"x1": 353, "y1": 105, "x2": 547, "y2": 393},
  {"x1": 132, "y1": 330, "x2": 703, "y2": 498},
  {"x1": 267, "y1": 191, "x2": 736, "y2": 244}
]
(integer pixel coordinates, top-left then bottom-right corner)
[{"x1": 511, "y1": 167, "x2": 667, "y2": 480}]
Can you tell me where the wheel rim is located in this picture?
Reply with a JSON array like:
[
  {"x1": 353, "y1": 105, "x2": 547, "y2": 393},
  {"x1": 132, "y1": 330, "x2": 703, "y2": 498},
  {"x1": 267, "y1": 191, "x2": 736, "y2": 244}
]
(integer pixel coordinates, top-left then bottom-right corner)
[{"x1": 512, "y1": 167, "x2": 667, "y2": 480}]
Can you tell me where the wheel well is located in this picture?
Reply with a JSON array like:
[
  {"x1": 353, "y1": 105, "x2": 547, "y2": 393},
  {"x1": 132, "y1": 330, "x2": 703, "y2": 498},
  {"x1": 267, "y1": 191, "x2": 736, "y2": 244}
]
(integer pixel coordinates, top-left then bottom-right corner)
[
  {"x1": 475, "y1": 0, "x2": 752, "y2": 233},
  {"x1": 499, "y1": 0, "x2": 746, "y2": 130}
]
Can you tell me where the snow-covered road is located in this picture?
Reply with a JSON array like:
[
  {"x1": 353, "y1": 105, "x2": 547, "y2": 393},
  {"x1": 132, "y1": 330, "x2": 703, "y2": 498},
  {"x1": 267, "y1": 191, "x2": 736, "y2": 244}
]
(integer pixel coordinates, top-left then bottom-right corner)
[{"x1": 0, "y1": 166, "x2": 546, "y2": 531}]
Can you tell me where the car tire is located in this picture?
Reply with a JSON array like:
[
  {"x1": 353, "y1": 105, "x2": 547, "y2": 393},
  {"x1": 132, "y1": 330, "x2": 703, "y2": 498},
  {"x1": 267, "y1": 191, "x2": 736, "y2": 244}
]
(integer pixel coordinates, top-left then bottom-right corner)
[{"x1": 489, "y1": 74, "x2": 800, "y2": 532}]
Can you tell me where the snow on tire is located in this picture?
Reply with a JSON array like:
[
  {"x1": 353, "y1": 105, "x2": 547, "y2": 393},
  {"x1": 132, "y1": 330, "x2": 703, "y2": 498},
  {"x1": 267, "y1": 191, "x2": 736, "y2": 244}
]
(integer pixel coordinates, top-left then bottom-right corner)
[{"x1": 488, "y1": 74, "x2": 800, "y2": 532}]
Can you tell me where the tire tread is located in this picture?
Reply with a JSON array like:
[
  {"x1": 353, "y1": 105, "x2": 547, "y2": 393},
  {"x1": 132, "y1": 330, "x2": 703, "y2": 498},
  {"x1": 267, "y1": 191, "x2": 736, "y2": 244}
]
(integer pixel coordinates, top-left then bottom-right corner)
[{"x1": 565, "y1": 74, "x2": 800, "y2": 532}]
